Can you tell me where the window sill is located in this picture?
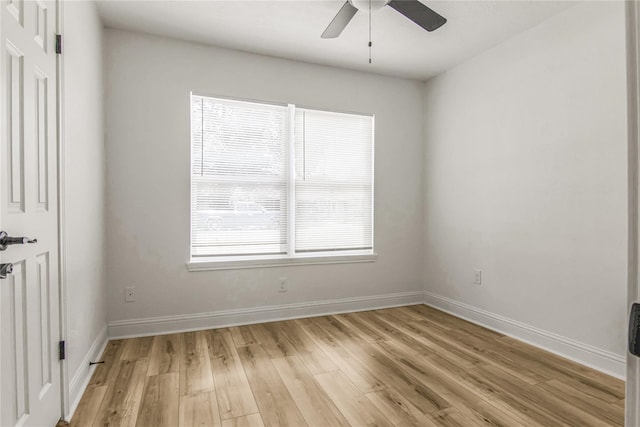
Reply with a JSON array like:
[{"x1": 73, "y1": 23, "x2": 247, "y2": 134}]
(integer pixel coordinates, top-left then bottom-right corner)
[{"x1": 186, "y1": 252, "x2": 378, "y2": 271}]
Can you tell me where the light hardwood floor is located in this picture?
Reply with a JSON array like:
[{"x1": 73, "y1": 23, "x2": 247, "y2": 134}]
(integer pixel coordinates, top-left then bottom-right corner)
[{"x1": 66, "y1": 305, "x2": 625, "y2": 426}]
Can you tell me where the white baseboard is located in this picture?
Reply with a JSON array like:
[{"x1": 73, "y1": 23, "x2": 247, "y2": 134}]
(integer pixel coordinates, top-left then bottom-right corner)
[
  {"x1": 423, "y1": 291, "x2": 626, "y2": 380},
  {"x1": 66, "y1": 325, "x2": 109, "y2": 420},
  {"x1": 108, "y1": 290, "x2": 424, "y2": 339}
]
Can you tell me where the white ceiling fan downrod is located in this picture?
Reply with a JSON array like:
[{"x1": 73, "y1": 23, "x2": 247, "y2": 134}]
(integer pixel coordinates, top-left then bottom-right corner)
[
  {"x1": 348, "y1": 0, "x2": 388, "y2": 63},
  {"x1": 358, "y1": 0, "x2": 382, "y2": 63},
  {"x1": 369, "y1": 0, "x2": 372, "y2": 63}
]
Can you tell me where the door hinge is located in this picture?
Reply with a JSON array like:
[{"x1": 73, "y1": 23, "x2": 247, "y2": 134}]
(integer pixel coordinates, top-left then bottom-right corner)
[
  {"x1": 59, "y1": 340, "x2": 66, "y2": 360},
  {"x1": 55, "y1": 34, "x2": 62, "y2": 54}
]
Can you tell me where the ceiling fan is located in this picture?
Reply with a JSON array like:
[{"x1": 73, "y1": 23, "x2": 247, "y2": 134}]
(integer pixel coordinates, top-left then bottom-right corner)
[{"x1": 321, "y1": 0, "x2": 447, "y2": 39}]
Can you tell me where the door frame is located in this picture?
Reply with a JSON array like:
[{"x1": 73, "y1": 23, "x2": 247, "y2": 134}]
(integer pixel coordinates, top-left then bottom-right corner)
[
  {"x1": 1, "y1": 2, "x2": 3, "y2": 422},
  {"x1": 627, "y1": 1, "x2": 640, "y2": 426},
  {"x1": 55, "y1": 0, "x2": 70, "y2": 421}
]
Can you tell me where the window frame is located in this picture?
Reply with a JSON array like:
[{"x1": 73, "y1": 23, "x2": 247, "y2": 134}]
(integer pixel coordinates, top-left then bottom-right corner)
[{"x1": 187, "y1": 93, "x2": 377, "y2": 271}]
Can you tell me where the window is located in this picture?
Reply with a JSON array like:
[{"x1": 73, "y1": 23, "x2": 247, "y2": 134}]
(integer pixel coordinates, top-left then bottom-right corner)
[{"x1": 189, "y1": 94, "x2": 374, "y2": 269}]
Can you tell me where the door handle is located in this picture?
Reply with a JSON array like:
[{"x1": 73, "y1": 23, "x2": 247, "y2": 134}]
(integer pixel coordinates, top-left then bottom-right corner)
[
  {"x1": 0, "y1": 231, "x2": 37, "y2": 251},
  {"x1": 0, "y1": 263, "x2": 13, "y2": 279},
  {"x1": 630, "y1": 303, "x2": 640, "y2": 357}
]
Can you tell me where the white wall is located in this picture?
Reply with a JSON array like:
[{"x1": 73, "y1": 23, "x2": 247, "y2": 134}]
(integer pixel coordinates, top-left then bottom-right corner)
[
  {"x1": 104, "y1": 29, "x2": 424, "y2": 335},
  {"x1": 423, "y1": 1, "x2": 627, "y2": 373},
  {"x1": 63, "y1": 0, "x2": 107, "y2": 414}
]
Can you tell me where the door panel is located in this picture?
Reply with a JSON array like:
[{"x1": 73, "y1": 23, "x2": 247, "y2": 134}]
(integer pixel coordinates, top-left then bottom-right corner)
[{"x1": 1, "y1": 0, "x2": 61, "y2": 426}]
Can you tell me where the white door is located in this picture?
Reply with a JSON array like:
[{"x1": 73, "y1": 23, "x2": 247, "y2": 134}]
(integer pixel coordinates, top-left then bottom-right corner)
[{"x1": 0, "y1": 0, "x2": 62, "y2": 426}]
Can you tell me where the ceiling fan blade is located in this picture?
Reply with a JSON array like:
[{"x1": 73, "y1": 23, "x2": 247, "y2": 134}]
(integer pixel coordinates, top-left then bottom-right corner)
[
  {"x1": 388, "y1": 0, "x2": 447, "y2": 32},
  {"x1": 321, "y1": 1, "x2": 358, "y2": 39}
]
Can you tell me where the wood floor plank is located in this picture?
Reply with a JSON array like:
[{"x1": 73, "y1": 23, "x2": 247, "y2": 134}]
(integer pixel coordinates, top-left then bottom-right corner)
[
  {"x1": 204, "y1": 329, "x2": 259, "y2": 419},
  {"x1": 321, "y1": 314, "x2": 365, "y2": 340},
  {"x1": 394, "y1": 322, "x2": 490, "y2": 373},
  {"x1": 247, "y1": 322, "x2": 298, "y2": 359},
  {"x1": 92, "y1": 359, "x2": 148, "y2": 427},
  {"x1": 271, "y1": 355, "x2": 350, "y2": 427},
  {"x1": 351, "y1": 311, "x2": 472, "y2": 370},
  {"x1": 69, "y1": 386, "x2": 107, "y2": 427},
  {"x1": 371, "y1": 335, "x2": 544, "y2": 427},
  {"x1": 120, "y1": 336, "x2": 154, "y2": 361},
  {"x1": 372, "y1": 340, "x2": 490, "y2": 411},
  {"x1": 333, "y1": 312, "x2": 387, "y2": 342},
  {"x1": 499, "y1": 335, "x2": 625, "y2": 400},
  {"x1": 365, "y1": 387, "x2": 440, "y2": 427},
  {"x1": 502, "y1": 335, "x2": 624, "y2": 385},
  {"x1": 536, "y1": 379, "x2": 624, "y2": 426},
  {"x1": 180, "y1": 331, "x2": 215, "y2": 396},
  {"x1": 276, "y1": 320, "x2": 338, "y2": 374},
  {"x1": 221, "y1": 413, "x2": 265, "y2": 427},
  {"x1": 89, "y1": 340, "x2": 125, "y2": 387},
  {"x1": 365, "y1": 311, "x2": 483, "y2": 369},
  {"x1": 438, "y1": 367, "x2": 548, "y2": 426},
  {"x1": 229, "y1": 326, "x2": 258, "y2": 347},
  {"x1": 390, "y1": 306, "x2": 435, "y2": 321},
  {"x1": 136, "y1": 373, "x2": 180, "y2": 427},
  {"x1": 298, "y1": 317, "x2": 386, "y2": 393},
  {"x1": 328, "y1": 327, "x2": 451, "y2": 414},
  {"x1": 407, "y1": 319, "x2": 547, "y2": 384},
  {"x1": 476, "y1": 334, "x2": 603, "y2": 387},
  {"x1": 456, "y1": 365, "x2": 564, "y2": 426},
  {"x1": 409, "y1": 305, "x2": 503, "y2": 341},
  {"x1": 179, "y1": 391, "x2": 222, "y2": 427},
  {"x1": 445, "y1": 395, "x2": 525, "y2": 427},
  {"x1": 148, "y1": 333, "x2": 181, "y2": 376},
  {"x1": 427, "y1": 407, "x2": 483, "y2": 427},
  {"x1": 373, "y1": 311, "x2": 550, "y2": 392},
  {"x1": 237, "y1": 344, "x2": 308, "y2": 427},
  {"x1": 467, "y1": 364, "x2": 609, "y2": 426},
  {"x1": 315, "y1": 370, "x2": 393, "y2": 427},
  {"x1": 363, "y1": 325, "x2": 496, "y2": 408},
  {"x1": 555, "y1": 374, "x2": 625, "y2": 405}
]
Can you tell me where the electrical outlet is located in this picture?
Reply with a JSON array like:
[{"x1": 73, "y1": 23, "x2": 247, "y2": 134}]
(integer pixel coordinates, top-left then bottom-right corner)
[
  {"x1": 278, "y1": 278, "x2": 288, "y2": 293},
  {"x1": 474, "y1": 270, "x2": 482, "y2": 286},
  {"x1": 125, "y1": 286, "x2": 136, "y2": 302}
]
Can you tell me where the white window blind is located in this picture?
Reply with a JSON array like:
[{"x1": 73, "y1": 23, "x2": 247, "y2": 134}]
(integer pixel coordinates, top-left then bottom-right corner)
[
  {"x1": 294, "y1": 109, "x2": 373, "y2": 253},
  {"x1": 191, "y1": 95, "x2": 288, "y2": 256},
  {"x1": 191, "y1": 94, "x2": 373, "y2": 259}
]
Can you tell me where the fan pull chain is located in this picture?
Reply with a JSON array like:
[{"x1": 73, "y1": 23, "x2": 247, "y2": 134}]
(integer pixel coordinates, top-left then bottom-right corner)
[{"x1": 368, "y1": 0, "x2": 372, "y2": 63}]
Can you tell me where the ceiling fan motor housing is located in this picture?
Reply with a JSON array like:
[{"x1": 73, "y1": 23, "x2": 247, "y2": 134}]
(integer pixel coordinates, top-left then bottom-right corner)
[
  {"x1": 321, "y1": 0, "x2": 446, "y2": 39},
  {"x1": 348, "y1": 0, "x2": 390, "y2": 12}
]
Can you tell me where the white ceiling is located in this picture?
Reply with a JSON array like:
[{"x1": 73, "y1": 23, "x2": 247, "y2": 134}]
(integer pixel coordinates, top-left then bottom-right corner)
[{"x1": 96, "y1": 0, "x2": 578, "y2": 80}]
